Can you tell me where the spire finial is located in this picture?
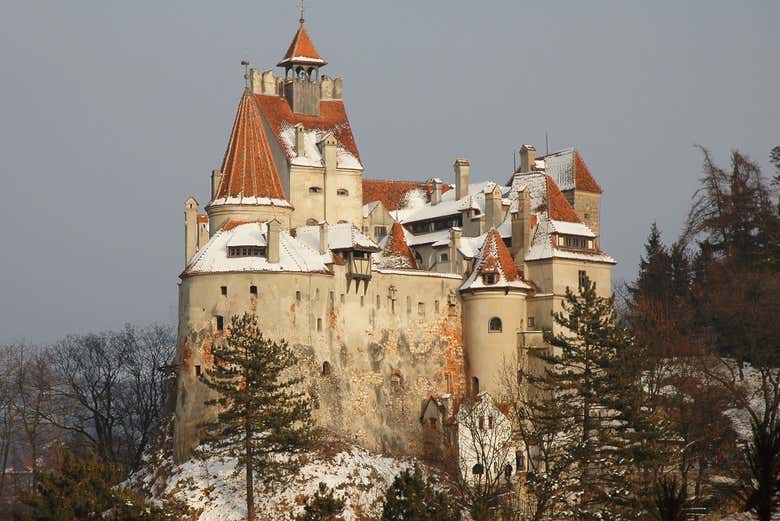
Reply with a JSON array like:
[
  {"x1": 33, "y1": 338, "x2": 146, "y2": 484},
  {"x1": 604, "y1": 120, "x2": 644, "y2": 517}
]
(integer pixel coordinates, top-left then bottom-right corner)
[
  {"x1": 241, "y1": 60, "x2": 250, "y2": 89},
  {"x1": 298, "y1": 0, "x2": 305, "y2": 24}
]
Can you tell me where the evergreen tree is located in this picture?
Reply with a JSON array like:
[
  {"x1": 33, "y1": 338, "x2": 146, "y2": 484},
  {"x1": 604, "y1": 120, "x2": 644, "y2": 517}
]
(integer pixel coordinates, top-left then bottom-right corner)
[
  {"x1": 200, "y1": 312, "x2": 318, "y2": 521},
  {"x1": 14, "y1": 452, "x2": 168, "y2": 521},
  {"x1": 381, "y1": 466, "x2": 460, "y2": 521},
  {"x1": 533, "y1": 279, "x2": 637, "y2": 519},
  {"x1": 293, "y1": 482, "x2": 345, "y2": 521},
  {"x1": 630, "y1": 222, "x2": 672, "y2": 302},
  {"x1": 737, "y1": 418, "x2": 780, "y2": 521},
  {"x1": 653, "y1": 476, "x2": 688, "y2": 521}
]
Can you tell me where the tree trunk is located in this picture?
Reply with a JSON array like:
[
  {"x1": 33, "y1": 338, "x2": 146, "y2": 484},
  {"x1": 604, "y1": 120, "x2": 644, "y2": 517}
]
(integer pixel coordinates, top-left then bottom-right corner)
[{"x1": 245, "y1": 423, "x2": 254, "y2": 521}]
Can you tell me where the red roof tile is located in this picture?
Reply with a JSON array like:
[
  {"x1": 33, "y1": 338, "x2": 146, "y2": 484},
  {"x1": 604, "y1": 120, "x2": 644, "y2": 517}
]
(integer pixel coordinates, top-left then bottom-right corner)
[
  {"x1": 545, "y1": 177, "x2": 581, "y2": 223},
  {"x1": 478, "y1": 228, "x2": 521, "y2": 281},
  {"x1": 254, "y1": 95, "x2": 360, "y2": 160},
  {"x1": 278, "y1": 25, "x2": 327, "y2": 67},
  {"x1": 573, "y1": 150, "x2": 602, "y2": 194},
  {"x1": 362, "y1": 179, "x2": 452, "y2": 211},
  {"x1": 382, "y1": 223, "x2": 417, "y2": 269},
  {"x1": 197, "y1": 214, "x2": 209, "y2": 223},
  {"x1": 216, "y1": 90, "x2": 286, "y2": 202}
]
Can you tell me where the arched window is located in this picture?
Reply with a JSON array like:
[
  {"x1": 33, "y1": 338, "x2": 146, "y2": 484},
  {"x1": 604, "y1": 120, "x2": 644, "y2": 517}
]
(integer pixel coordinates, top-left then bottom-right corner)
[
  {"x1": 336, "y1": 188, "x2": 349, "y2": 196},
  {"x1": 489, "y1": 317, "x2": 502, "y2": 332},
  {"x1": 322, "y1": 361, "x2": 331, "y2": 376},
  {"x1": 306, "y1": 218, "x2": 318, "y2": 226}
]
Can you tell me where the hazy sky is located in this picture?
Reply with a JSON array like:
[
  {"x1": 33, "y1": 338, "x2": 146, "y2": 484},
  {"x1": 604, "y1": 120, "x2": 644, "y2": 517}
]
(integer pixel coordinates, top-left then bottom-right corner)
[{"x1": 0, "y1": 1, "x2": 778, "y2": 343}]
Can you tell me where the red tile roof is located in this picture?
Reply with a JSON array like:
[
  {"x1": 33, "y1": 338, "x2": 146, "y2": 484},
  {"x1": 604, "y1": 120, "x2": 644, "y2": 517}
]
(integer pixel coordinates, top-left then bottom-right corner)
[
  {"x1": 545, "y1": 177, "x2": 581, "y2": 223},
  {"x1": 381, "y1": 222, "x2": 417, "y2": 269},
  {"x1": 197, "y1": 214, "x2": 209, "y2": 223},
  {"x1": 254, "y1": 95, "x2": 360, "y2": 160},
  {"x1": 216, "y1": 90, "x2": 286, "y2": 202},
  {"x1": 362, "y1": 179, "x2": 452, "y2": 211},
  {"x1": 572, "y1": 150, "x2": 602, "y2": 194},
  {"x1": 278, "y1": 24, "x2": 327, "y2": 67},
  {"x1": 478, "y1": 228, "x2": 521, "y2": 281}
]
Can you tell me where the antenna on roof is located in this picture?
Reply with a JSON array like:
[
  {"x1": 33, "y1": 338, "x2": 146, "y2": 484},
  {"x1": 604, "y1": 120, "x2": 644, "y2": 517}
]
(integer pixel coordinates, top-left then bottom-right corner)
[
  {"x1": 298, "y1": 0, "x2": 305, "y2": 24},
  {"x1": 241, "y1": 60, "x2": 250, "y2": 89},
  {"x1": 545, "y1": 132, "x2": 549, "y2": 156}
]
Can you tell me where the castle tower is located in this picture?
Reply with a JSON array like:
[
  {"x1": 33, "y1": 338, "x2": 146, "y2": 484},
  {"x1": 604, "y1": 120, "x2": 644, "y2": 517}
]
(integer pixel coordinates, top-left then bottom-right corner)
[
  {"x1": 278, "y1": 21, "x2": 327, "y2": 115},
  {"x1": 205, "y1": 89, "x2": 293, "y2": 233},
  {"x1": 460, "y1": 229, "x2": 530, "y2": 396}
]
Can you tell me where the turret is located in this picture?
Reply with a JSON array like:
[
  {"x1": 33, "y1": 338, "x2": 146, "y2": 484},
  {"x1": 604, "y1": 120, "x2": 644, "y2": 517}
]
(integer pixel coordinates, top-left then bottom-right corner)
[{"x1": 278, "y1": 21, "x2": 327, "y2": 115}]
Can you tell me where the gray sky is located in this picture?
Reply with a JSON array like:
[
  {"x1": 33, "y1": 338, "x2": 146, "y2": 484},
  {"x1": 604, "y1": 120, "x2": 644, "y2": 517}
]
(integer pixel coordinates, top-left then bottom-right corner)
[{"x1": 1, "y1": 1, "x2": 778, "y2": 344}]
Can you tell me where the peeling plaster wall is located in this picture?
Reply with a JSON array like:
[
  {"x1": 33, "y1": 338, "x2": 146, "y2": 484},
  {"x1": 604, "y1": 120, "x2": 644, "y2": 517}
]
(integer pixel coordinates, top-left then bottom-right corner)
[{"x1": 173, "y1": 266, "x2": 465, "y2": 462}]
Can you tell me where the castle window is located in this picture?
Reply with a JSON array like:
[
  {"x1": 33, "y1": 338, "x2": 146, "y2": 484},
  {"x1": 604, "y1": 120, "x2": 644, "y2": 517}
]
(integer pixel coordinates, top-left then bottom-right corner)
[
  {"x1": 220, "y1": 286, "x2": 227, "y2": 296},
  {"x1": 489, "y1": 317, "x2": 502, "y2": 332},
  {"x1": 337, "y1": 220, "x2": 348, "y2": 224},
  {"x1": 440, "y1": 253, "x2": 449, "y2": 262},
  {"x1": 479, "y1": 416, "x2": 485, "y2": 431},
  {"x1": 562, "y1": 235, "x2": 589, "y2": 250},
  {"x1": 317, "y1": 318, "x2": 322, "y2": 331},
  {"x1": 360, "y1": 295, "x2": 364, "y2": 307},
  {"x1": 195, "y1": 365, "x2": 201, "y2": 377},
  {"x1": 296, "y1": 291, "x2": 302, "y2": 302},
  {"x1": 435, "y1": 300, "x2": 440, "y2": 313},
  {"x1": 322, "y1": 361, "x2": 331, "y2": 376},
  {"x1": 329, "y1": 291, "x2": 334, "y2": 303},
  {"x1": 406, "y1": 296, "x2": 411, "y2": 314},
  {"x1": 472, "y1": 376, "x2": 480, "y2": 395},
  {"x1": 227, "y1": 246, "x2": 265, "y2": 257},
  {"x1": 309, "y1": 186, "x2": 322, "y2": 194},
  {"x1": 306, "y1": 218, "x2": 318, "y2": 226},
  {"x1": 336, "y1": 188, "x2": 349, "y2": 196},
  {"x1": 250, "y1": 285, "x2": 258, "y2": 296},
  {"x1": 578, "y1": 270, "x2": 588, "y2": 291},
  {"x1": 374, "y1": 226, "x2": 387, "y2": 240},
  {"x1": 376, "y1": 295, "x2": 381, "y2": 309},
  {"x1": 216, "y1": 315, "x2": 224, "y2": 331},
  {"x1": 584, "y1": 212, "x2": 590, "y2": 220},
  {"x1": 483, "y1": 273, "x2": 498, "y2": 285},
  {"x1": 418, "y1": 302, "x2": 425, "y2": 316},
  {"x1": 528, "y1": 317, "x2": 535, "y2": 329},
  {"x1": 340, "y1": 293, "x2": 345, "y2": 304}
]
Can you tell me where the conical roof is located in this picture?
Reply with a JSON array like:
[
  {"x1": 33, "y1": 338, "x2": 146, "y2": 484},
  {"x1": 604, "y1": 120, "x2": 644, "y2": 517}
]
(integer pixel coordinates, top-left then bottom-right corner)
[
  {"x1": 375, "y1": 222, "x2": 417, "y2": 270},
  {"x1": 278, "y1": 24, "x2": 327, "y2": 67},
  {"x1": 212, "y1": 90, "x2": 287, "y2": 204},
  {"x1": 460, "y1": 228, "x2": 530, "y2": 291}
]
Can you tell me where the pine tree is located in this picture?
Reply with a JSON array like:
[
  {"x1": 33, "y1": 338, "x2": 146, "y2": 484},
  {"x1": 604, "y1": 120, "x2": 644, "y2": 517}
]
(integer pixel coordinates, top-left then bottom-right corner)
[
  {"x1": 294, "y1": 482, "x2": 345, "y2": 521},
  {"x1": 737, "y1": 418, "x2": 780, "y2": 521},
  {"x1": 533, "y1": 278, "x2": 637, "y2": 519},
  {"x1": 200, "y1": 312, "x2": 318, "y2": 521},
  {"x1": 14, "y1": 452, "x2": 168, "y2": 521},
  {"x1": 381, "y1": 466, "x2": 461, "y2": 521},
  {"x1": 629, "y1": 222, "x2": 672, "y2": 302}
]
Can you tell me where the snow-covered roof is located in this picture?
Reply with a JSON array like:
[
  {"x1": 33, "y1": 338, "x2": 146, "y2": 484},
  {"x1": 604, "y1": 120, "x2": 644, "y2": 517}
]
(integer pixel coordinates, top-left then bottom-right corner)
[
  {"x1": 537, "y1": 148, "x2": 602, "y2": 194},
  {"x1": 460, "y1": 229, "x2": 530, "y2": 291},
  {"x1": 549, "y1": 219, "x2": 596, "y2": 238},
  {"x1": 373, "y1": 222, "x2": 417, "y2": 270},
  {"x1": 362, "y1": 201, "x2": 381, "y2": 218},
  {"x1": 393, "y1": 181, "x2": 509, "y2": 224},
  {"x1": 525, "y1": 219, "x2": 616, "y2": 263},
  {"x1": 295, "y1": 222, "x2": 379, "y2": 252},
  {"x1": 279, "y1": 125, "x2": 362, "y2": 170},
  {"x1": 207, "y1": 196, "x2": 292, "y2": 208},
  {"x1": 184, "y1": 222, "x2": 331, "y2": 275}
]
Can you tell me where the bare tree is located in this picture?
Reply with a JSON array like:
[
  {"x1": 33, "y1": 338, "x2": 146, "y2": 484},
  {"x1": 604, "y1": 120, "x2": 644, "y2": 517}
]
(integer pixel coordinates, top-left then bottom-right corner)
[{"x1": 0, "y1": 345, "x2": 16, "y2": 501}]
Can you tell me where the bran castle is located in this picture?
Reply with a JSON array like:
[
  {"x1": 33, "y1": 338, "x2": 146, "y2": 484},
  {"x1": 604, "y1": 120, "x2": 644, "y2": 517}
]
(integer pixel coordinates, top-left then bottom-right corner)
[{"x1": 173, "y1": 21, "x2": 616, "y2": 467}]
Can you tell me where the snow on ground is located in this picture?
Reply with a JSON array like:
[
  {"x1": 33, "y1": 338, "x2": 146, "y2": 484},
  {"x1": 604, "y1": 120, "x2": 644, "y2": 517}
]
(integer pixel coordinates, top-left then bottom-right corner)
[{"x1": 135, "y1": 442, "x2": 430, "y2": 521}]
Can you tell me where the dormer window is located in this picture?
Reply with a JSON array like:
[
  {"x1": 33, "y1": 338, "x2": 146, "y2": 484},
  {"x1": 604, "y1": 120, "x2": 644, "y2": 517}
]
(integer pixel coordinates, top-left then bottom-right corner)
[
  {"x1": 227, "y1": 246, "x2": 266, "y2": 257},
  {"x1": 336, "y1": 188, "x2": 349, "y2": 196},
  {"x1": 482, "y1": 273, "x2": 498, "y2": 285},
  {"x1": 309, "y1": 186, "x2": 322, "y2": 194},
  {"x1": 558, "y1": 235, "x2": 593, "y2": 250}
]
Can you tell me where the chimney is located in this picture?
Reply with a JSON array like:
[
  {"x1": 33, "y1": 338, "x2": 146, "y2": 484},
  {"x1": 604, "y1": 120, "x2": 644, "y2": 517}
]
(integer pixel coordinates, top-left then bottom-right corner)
[
  {"x1": 319, "y1": 221, "x2": 329, "y2": 254},
  {"x1": 295, "y1": 123, "x2": 305, "y2": 157},
  {"x1": 211, "y1": 170, "x2": 224, "y2": 200},
  {"x1": 322, "y1": 132, "x2": 338, "y2": 173},
  {"x1": 454, "y1": 159, "x2": 470, "y2": 200},
  {"x1": 511, "y1": 188, "x2": 532, "y2": 265},
  {"x1": 484, "y1": 184, "x2": 503, "y2": 228},
  {"x1": 184, "y1": 197, "x2": 198, "y2": 264},
  {"x1": 430, "y1": 178, "x2": 442, "y2": 205},
  {"x1": 449, "y1": 227, "x2": 462, "y2": 274},
  {"x1": 519, "y1": 144, "x2": 536, "y2": 173},
  {"x1": 267, "y1": 219, "x2": 281, "y2": 263}
]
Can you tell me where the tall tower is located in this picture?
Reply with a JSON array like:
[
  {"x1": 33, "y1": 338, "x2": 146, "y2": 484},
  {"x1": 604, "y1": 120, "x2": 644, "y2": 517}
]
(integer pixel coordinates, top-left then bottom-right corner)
[{"x1": 278, "y1": 20, "x2": 327, "y2": 115}]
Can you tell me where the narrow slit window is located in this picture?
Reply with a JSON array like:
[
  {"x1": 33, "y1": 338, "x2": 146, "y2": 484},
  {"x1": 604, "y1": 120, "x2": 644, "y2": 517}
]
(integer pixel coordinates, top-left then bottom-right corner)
[
  {"x1": 220, "y1": 286, "x2": 227, "y2": 296},
  {"x1": 317, "y1": 318, "x2": 322, "y2": 331},
  {"x1": 250, "y1": 285, "x2": 258, "y2": 296},
  {"x1": 296, "y1": 291, "x2": 302, "y2": 302},
  {"x1": 216, "y1": 315, "x2": 224, "y2": 331},
  {"x1": 195, "y1": 365, "x2": 201, "y2": 377}
]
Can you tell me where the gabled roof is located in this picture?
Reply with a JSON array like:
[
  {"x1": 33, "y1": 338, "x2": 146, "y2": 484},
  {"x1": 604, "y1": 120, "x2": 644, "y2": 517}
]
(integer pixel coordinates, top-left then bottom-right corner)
[
  {"x1": 295, "y1": 222, "x2": 379, "y2": 253},
  {"x1": 210, "y1": 90, "x2": 288, "y2": 206},
  {"x1": 255, "y1": 95, "x2": 360, "y2": 161},
  {"x1": 374, "y1": 222, "x2": 417, "y2": 270},
  {"x1": 538, "y1": 148, "x2": 602, "y2": 194},
  {"x1": 278, "y1": 24, "x2": 327, "y2": 67},
  {"x1": 362, "y1": 179, "x2": 453, "y2": 211},
  {"x1": 460, "y1": 228, "x2": 530, "y2": 291}
]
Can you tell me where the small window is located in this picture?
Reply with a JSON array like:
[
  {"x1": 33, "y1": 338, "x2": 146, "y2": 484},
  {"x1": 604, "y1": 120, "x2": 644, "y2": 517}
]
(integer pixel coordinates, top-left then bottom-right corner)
[
  {"x1": 322, "y1": 361, "x2": 331, "y2": 376},
  {"x1": 435, "y1": 300, "x2": 440, "y2": 313},
  {"x1": 317, "y1": 318, "x2": 322, "y2": 331},
  {"x1": 315, "y1": 288, "x2": 320, "y2": 300},
  {"x1": 296, "y1": 291, "x2": 302, "y2": 302},
  {"x1": 516, "y1": 451, "x2": 526, "y2": 472},
  {"x1": 406, "y1": 296, "x2": 411, "y2": 314},
  {"x1": 360, "y1": 295, "x2": 364, "y2": 307},
  {"x1": 195, "y1": 365, "x2": 201, "y2": 377},
  {"x1": 376, "y1": 295, "x2": 381, "y2": 309},
  {"x1": 528, "y1": 316, "x2": 535, "y2": 329},
  {"x1": 440, "y1": 253, "x2": 449, "y2": 262},
  {"x1": 220, "y1": 286, "x2": 227, "y2": 296},
  {"x1": 472, "y1": 376, "x2": 480, "y2": 395},
  {"x1": 584, "y1": 212, "x2": 591, "y2": 220},
  {"x1": 340, "y1": 293, "x2": 345, "y2": 304},
  {"x1": 483, "y1": 273, "x2": 498, "y2": 285},
  {"x1": 250, "y1": 285, "x2": 258, "y2": 296},
  {"x1": 418, "y1": 302, "x2": 425, "y2": 316},
  {"x1": 306, "y1": 218, "x2": 318, "y2": 226},
  {"x1": 563, "y1": 235, "x2": 589, "y2": 250},
  {"x1": 329, "y1": 291, "x2": 334, "y2": 303},
  {"x1": 216, "y1": 315, "x2": 224, "y2": 331},
  {"x1": 578, "y1": 270, "x2": 588, "y2": 292},
  {"x1": 337, "y1": 220, "x2": 348, "y2": 224},
  {"x1": 309, "y1": 186, "x2": 322, "y2": 194},
  {"x1": 488, "y1": 416, "x2": 494, "y2": 429},
  {"x1": 479, "y1": 416, "x2": 485, "y2": 431},
  {"x1": 517, "y1": 370, "x2": 523, "y2": 385},
  {"x1": 374, "y1": 226, "x2": 387, "y2": 240},
  {"x1": 489, "y1": 317, "x2": 502, "y2": 332},
  {"x1": 336, "y1": 188, "x2": 349, "y2": 196}
]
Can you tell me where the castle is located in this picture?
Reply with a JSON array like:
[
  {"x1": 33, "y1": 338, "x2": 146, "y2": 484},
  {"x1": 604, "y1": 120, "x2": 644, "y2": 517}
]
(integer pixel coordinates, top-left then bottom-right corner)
[{"x1": 173, "y1": 21, "x2": 616, "y2": 464}]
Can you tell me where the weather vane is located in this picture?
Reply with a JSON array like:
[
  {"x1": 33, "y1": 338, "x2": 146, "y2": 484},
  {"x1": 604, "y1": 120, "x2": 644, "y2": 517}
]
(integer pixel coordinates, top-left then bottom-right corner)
[{"x1": 298, "y1": 0, "x2": 305, "y2": 24}]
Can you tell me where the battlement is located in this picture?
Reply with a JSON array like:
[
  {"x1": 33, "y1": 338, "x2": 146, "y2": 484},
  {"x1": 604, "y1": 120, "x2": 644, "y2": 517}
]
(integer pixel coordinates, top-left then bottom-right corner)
[{"x1": 250, "y1": 68, "x2": 343, "y2": 106}]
